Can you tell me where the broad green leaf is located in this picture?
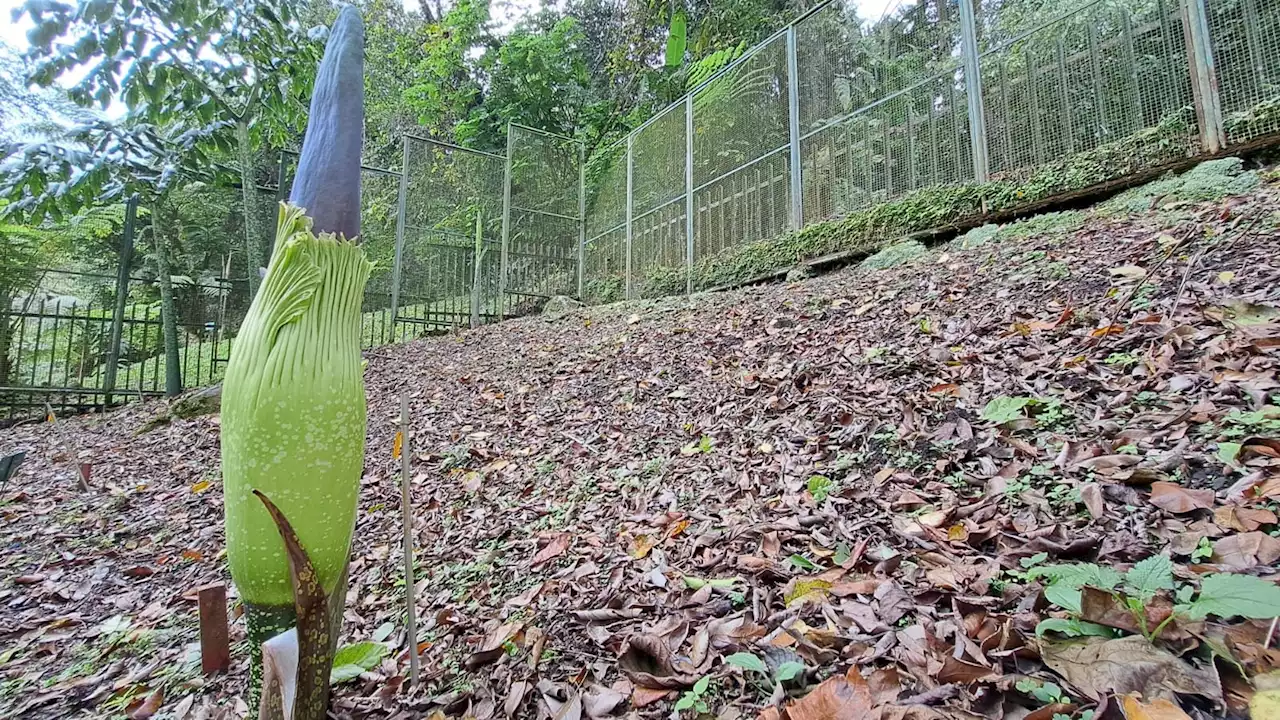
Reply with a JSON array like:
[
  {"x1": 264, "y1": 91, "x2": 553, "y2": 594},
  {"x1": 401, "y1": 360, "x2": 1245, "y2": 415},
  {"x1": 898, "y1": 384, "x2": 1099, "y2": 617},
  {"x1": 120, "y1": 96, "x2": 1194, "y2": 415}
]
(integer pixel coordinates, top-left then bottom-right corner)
[
  {"x1": 1034, "y1": 617, "x2": 1116, "y2": 638},
  {"x1": 833, "y1": 542, "x2": 851, "y2": 565},
  {"x1": 1044, "y1": 584, "x2": 1083, "y2": 613},
  {"x1": 981, "y1": 395, "x2": 1032, "y2": 424},
  {"x1": 787, "y1": 554, "x2": 820, "y2": 571},
  {"x1": 674, "y1": 694, "x2": 695, "y2": 711},
  {"x1": 332, "y1": 641, "x2": 390, "y2": 671},
  {"x1": 1028, "y1": 563, "x2": 1123, "y2": 591},
  {"x1": 774, "y1": 661, "x2": 805, "y2": 682},
  {"x1": 724, "y1": 653, "x2": 767, "y2": 674},
  {"x1": 372, "y1": 622, "x2": 395, "y2": 642},
  {"x1": 664, "y1": 10, "x2": 687, "y2": 67},
  {"x1": 1123, "y1": 555, "x2": 1174, "y2": 601},
  {"x1": 1217, "y1": 442, "x2": 1242, "y2": 465},
  {"x1": 330, "y1": 663, "x2": 365, "y2": 684},
  {"x1": 1020, "y1": 552, "x2": 1049, "y2": 569},
  {"x1": 1184, "y1": 573, "x2": 1280, "y2": 620},
  {"x1": 693, "y1": 675, "x2": 710, "y2": 694}
]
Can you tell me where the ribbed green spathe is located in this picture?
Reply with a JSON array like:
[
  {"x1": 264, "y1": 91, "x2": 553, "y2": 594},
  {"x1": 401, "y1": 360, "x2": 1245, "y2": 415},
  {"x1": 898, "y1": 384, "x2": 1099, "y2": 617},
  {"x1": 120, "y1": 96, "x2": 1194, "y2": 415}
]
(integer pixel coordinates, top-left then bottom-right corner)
[{"x1": 222, "y1": 203, "x2": 373, "y2": 607}]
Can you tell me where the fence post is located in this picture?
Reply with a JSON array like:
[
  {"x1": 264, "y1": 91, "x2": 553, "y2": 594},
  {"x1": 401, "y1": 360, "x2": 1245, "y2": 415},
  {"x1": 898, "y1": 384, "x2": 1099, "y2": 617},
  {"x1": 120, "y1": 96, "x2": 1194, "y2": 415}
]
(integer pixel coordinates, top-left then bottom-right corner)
[
  {"x1": 1181, "y1": 0, "x2": 1225, "y2": 152},
  {"x1": 390, "y1": 137, "x2": 409, "y2": 335},
  {"x1": 103, "y1": 195, "x2": 137, "y2": 408},
  {"x1": 500, "y1": 124, "x2": 514, "y2": 319},
  {"x1": 785, "y1": 25, "x2": 804, "y2": 231},
  {"x1": 958, "y1": 0, "x2": 990, "y2": 183},
  {"x1": 577, "y1": 140, "x2": 586, "y2": 300},
  {"x1": 685, "y1": 94, "x2": 695, "y2": 296},
  {"x1": 624, "y1": 134, "x2": 634, "y2": 301}
]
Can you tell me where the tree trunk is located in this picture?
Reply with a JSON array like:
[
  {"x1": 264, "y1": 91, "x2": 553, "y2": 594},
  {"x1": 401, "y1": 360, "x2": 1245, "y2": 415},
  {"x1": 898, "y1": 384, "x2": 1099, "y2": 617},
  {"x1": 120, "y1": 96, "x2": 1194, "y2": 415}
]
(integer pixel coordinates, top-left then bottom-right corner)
[
  {"x1": 237, "y1": 119, "x2": 266, "y2": 299},
  {"x1": 151, "y1": 200, "x2": 183, "y2": 397}
]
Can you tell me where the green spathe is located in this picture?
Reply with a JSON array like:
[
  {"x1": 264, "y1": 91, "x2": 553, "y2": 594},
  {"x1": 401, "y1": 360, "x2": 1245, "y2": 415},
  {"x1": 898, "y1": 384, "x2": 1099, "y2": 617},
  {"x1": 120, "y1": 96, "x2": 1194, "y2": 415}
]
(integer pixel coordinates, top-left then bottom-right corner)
[{"x1": 223, "y1": 203, "x2": 373, "y2": 607}]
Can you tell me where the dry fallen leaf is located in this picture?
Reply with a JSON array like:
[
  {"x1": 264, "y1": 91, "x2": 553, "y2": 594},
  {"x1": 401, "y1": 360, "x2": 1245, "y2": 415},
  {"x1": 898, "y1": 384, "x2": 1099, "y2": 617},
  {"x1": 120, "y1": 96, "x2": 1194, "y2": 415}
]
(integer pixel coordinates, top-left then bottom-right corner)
[
  {"x1": 1147, "y1": 482, "x2": 1214, "y2": 514},
  {"x1": 617, "y1": 634, "x2": 697, "y2": 689},
  {"x1": 530, "y1": 533, "x2": 571, "y2": 566},
  {"x1": 1040, "y1": 635, "x2": 1221, "y2": 703},
  {"x1": 783, "y1": 666, "x2": 874, "y2": 720},
  {"x1": 1212, "y1": 531, "x2": 1280, "y2": 569},
  {"x1": 1119, "y1": 694, "x2": 1193, "y2": 720}
]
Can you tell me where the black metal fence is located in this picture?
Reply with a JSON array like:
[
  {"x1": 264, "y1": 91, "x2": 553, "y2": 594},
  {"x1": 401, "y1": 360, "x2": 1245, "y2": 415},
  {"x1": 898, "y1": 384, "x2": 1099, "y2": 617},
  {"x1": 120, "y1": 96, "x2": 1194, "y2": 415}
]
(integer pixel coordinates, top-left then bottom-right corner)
[{"x1": 1, "y1": 266, "x2": 236, "y2": 424}]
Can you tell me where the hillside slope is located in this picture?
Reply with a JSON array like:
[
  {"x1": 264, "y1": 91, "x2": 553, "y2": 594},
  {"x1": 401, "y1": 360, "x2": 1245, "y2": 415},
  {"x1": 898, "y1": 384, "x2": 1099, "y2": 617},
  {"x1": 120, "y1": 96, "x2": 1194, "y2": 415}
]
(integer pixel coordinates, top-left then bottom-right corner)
[{"x1": 2, "y1": 161, "x2": 1279, "y2": 719}]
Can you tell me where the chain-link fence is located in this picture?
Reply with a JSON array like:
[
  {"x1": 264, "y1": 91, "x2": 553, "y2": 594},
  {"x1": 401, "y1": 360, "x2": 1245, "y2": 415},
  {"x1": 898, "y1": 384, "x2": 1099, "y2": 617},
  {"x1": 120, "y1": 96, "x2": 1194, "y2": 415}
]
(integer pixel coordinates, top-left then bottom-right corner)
[
  {"x1": 581, "y1": 0, "x2": 1280, "y2": 297},
  {"x1": 392, "y1": 137, "x2": 506, "y2": 336},
  {"x1": 503, "y1": 124, "x2": 583, "y2": 315}
]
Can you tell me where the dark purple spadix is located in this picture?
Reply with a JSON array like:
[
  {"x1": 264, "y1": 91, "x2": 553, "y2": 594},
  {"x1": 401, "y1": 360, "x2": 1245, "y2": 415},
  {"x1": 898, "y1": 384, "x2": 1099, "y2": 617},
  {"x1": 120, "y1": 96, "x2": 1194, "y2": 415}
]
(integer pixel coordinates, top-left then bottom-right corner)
[{"x1": 290, "y1": 5, "x2": 364, "y2": 239}]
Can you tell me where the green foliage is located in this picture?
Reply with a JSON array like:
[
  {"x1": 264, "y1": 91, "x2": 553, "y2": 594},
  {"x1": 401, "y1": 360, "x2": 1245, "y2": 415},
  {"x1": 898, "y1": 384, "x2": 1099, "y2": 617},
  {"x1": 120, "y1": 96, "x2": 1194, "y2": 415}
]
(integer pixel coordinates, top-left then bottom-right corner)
[
  {"x1": 330, "y1": 641, "x2": 390, "y2": 684},
  {"x1": 807, "y1": 475, "x2": 835, "y2": 503},
  {"x1": 1180, "y1": 574, "x2": 1280, "y2": 621},
  {"x1": 955, "y1": 223, "x2": 999, "y2": 249},
  {"x1": 1034, "y1": 557, "x2": 1280, "y2": 640},
  {"x1": 1015, "y1": 678, "x2": 1068, "y2": 705},
  {"x1": 674, "y1": 675, "x2": 711, "y2": 714},
  {"x1": 786, "y1": 554, "x2": 820, "y2": 571},
  {"x1": 1100, "y1": 157, "x2": 1262, "y2": 215},
  {"x1": 665, "y1": 10, "x2": 688, "y2": 67},
  {"x1": 982, "y1": 396, "x2": 1033, "y2": 424},
  {"x1": 860, "y1": 241, "x2": 928, "y2": 271},
  {"x1": 724, "y1": 653, "x2": 767, "y2": 674}
]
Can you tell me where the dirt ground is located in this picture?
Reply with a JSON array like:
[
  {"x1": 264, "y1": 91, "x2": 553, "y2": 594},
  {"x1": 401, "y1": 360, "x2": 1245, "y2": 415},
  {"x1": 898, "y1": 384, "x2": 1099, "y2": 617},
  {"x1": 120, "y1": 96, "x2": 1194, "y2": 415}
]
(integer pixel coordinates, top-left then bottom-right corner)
[{"x1": 3, "y1": 165, "x2": 1279, "y2": 720}]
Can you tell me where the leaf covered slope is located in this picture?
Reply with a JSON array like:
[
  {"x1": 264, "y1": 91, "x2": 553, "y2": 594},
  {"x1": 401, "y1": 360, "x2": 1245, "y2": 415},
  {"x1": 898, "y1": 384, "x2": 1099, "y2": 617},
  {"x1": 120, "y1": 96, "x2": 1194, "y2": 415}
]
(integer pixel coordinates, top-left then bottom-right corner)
[{"x1": 2, "y1": 167, "x2": 1280, "y2": 718}]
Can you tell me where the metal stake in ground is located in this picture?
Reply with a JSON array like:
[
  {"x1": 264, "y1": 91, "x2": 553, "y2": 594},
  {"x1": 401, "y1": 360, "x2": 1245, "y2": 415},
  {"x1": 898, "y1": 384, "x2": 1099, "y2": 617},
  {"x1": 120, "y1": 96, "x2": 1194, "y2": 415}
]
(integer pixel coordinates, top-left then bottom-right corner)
[{"x1": 398, "y1": 392, "x2": 420, "y2": 686}]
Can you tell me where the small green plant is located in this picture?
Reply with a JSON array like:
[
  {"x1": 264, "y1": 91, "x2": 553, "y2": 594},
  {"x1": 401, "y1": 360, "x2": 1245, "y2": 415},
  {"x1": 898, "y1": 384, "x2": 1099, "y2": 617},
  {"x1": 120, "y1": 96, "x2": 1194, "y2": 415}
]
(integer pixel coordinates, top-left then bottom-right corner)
[
  {"x1": 1033, "y1": 555, "x2": 1280, "y2": 640},
  {"x1": 681, "y1": 436, "x2": 715, "y2": 455},
  {"x1": 1043, "y1": 261, "x2": 1071, "y2": 280},
  {"x1": 1191, "y1": 537, "x2": 1213, "y2": 562},
  {"x1": 330, "y1": 641, "x2": 391, "y2": 684},
  {"x1": 724, "y1": 653, "x2": 805, "y2": 691},
  {"x1": 1015, "y1": 678, "x2": 1069, "y2": 705},
  {"x1": 674, "y1": 675, "x2": 712, "y2": 714},
  {"x1": 1105, "y1": 352, "x2": 1140, "y2": 368},
  {"x1": 982, "y1": 395, "x2": 1032, "y2": 424},
  {"x1": 807, "y1": 475, "x2": 835, "y2": 503}
]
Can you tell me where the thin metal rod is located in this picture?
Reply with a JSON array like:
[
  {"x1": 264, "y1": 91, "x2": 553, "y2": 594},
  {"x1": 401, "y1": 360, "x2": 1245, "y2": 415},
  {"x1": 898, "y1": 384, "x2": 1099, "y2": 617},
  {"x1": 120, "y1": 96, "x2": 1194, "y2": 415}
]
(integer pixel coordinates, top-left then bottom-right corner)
[
  {"x1": 508, "y1": 122, "x2": 576, "y2": 142},
  {"x1": 390, "y1": 136, "x2": 410, "y2": 326},
  {"x1": 685, "y1": 94, "x2": 695, "y2": 296},
  {"x1": 786, "y1": 26, "x2": 804, "y2": 231},
  {"x1": 499, "y1": 124, "x2": 514, "y2": 319},
  {"x1": 398, "y1": 393, "x2": 420, "y2": 687},
  {"x1": 577, "y1": 140, "x2": 586, "y2": 300},
  {"x1": 507, "y1": 205, "x2": 581, "y2": 222},
  {"x1": 624, "y1": 134, "x2": 634, "y2": 300},
  {"x1": 958, "y1": 0, "x2": 990, "y2": 183}
]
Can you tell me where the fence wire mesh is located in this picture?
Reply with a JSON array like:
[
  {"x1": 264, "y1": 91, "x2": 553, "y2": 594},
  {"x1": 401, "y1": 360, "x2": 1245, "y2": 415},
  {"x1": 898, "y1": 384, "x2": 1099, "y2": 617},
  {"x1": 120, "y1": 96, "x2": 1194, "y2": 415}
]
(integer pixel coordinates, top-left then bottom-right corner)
[
  {"x1": 692, "y1": 32, "x2": 792, "y2": 275},
  {"x1": 505, "y1": 125, "x2": 583, "y2": 310},
  {"x1": 631, "y1": 102, "x2": 689, "y2": 297},
  {"x1": 980, "y1": 0, "x2": 1197, "y2": 180},
  {"x1": 798, "y1": 1, "x2": 971, "y2": 222},
  {"x1": 583, "y1": 140, "x2": 628, "y2": 303},
  {"x1": 398, "y1": 137, "x2": 505, "y2": 334},
  {"x1": 1207, "y1": 0, "x2": 1280, "y2": 144}
]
